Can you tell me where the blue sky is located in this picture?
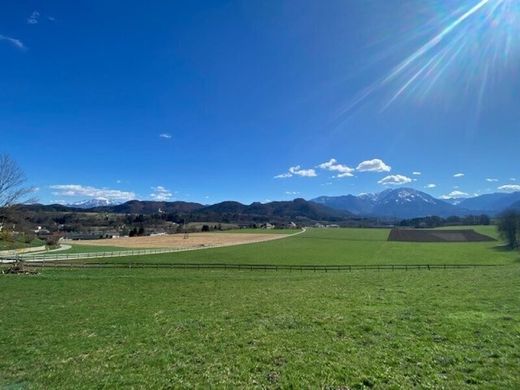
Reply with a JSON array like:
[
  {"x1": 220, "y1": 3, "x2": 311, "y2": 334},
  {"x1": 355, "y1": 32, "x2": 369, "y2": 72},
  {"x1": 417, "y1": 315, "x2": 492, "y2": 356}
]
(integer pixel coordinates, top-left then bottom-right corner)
[{"x1": 1, "y1": 0, "x2": 519, "y2": 205}]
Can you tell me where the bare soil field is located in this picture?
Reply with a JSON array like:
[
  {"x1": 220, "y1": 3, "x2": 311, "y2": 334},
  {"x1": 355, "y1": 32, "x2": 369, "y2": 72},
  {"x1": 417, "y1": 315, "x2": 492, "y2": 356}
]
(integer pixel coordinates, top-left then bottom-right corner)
[
  {"x1": 67, "y1": 232, "x2": 295, "y2": 250},
  {"x1": 388, "y1": 228, "x2": 496, "y2": 242}
]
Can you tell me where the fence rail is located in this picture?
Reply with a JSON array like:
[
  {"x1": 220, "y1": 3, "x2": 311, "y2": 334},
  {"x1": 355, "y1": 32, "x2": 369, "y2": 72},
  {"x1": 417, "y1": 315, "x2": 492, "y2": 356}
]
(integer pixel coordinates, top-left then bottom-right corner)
[
  {"x1": 8, "y1": 261, "x2": 504, "y2": 272},
  {"x1": 0, "y1": 246, "x2": 220, "y2": 263}
]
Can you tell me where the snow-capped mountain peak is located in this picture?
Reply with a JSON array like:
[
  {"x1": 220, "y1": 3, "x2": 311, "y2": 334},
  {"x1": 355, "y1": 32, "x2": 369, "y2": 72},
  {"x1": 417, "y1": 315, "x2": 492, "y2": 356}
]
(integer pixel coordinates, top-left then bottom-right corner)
[{"x1": 67, "y1": 198, "x2": 123, "y2": 209}]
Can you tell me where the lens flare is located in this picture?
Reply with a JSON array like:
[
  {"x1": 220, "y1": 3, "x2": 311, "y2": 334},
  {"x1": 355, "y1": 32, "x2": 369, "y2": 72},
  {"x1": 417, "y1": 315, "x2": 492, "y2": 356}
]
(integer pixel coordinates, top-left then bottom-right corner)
[{"x1": 346, "y1": 0, "x2": 520, "y2": 112}]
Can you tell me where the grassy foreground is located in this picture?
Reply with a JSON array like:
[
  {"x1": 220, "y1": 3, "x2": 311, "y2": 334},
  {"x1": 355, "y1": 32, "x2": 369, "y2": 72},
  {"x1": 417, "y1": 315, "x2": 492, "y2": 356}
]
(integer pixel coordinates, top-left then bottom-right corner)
[
  {"x1": 1, "y1": 267, "x2": 519, "y2": 388},
  {"x1": 2, "y1": 227, "x2": 519, "y2": 388}
]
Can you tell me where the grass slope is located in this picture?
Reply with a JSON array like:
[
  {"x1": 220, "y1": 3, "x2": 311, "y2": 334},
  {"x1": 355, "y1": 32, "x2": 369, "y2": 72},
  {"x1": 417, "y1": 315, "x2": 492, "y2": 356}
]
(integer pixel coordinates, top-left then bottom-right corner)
[
  {"x1": 1, "y1": 267, "x2": 519, "y2": 388},
  {"x1": 0, "y1": 238, "x2": 45, "y2": 251}
]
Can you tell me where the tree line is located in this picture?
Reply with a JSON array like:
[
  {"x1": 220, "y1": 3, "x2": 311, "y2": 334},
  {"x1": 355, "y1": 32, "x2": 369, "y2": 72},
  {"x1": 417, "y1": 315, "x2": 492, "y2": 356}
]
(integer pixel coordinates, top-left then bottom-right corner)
[{"x1": 399, "y1": 214, "x2": 491, "y2": 228}]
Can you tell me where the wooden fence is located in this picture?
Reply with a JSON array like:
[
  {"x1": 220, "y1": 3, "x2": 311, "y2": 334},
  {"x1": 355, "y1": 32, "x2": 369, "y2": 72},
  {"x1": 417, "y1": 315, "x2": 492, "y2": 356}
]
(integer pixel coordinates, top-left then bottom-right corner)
[
  {"x1": 14, "y1": 262, "x2": 504, "y2": 272},
  {"x1": 1, "y1": 247, "x2": 217, "y2": 263}
]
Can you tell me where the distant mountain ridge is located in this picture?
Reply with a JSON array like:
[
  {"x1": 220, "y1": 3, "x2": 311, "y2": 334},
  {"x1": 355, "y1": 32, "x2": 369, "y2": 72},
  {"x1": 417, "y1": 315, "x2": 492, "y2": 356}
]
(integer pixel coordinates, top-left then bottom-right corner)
[
  {"x1": 195, "y1": 198, "x2": 351, "y2": 222},
  {"x1": 313, "y1": 188, "x2": 463, "y2": 218},
  {"x1": 19, "y1": 198, "x2": 350, "y2": 223},
  {"x1": 91, "y1": 200, "x2": 205, "y2": 215},
  {"x1": 66, "y1": 198, "x2": 122, "y2": 209},
  {"x1": 312, "y1": 188, "x2": 520, "y2": 218},
  {"x1": 456, "y1": 192, "x2": 520, "y2": 213},
  {"x1": 19, "y1": 189, "x2": 520, "y2": 221}
]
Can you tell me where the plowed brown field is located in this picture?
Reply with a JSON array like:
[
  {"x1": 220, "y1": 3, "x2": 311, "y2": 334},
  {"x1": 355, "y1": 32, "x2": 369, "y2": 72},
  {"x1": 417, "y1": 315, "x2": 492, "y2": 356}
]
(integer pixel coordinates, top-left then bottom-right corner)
[{"x1": 72, "y1": 232, "x2": 293, "y2": 250}]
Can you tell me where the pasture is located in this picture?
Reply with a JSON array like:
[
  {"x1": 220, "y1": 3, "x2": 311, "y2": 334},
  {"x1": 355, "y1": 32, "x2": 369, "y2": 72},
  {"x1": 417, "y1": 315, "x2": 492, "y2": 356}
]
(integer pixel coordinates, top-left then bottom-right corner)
[
  {"x1": 68, "y1": 227, "x2": 517, "y2": 266},
  {"x1": 1, "y1": 227, "x2": 519, "y2": 388}
]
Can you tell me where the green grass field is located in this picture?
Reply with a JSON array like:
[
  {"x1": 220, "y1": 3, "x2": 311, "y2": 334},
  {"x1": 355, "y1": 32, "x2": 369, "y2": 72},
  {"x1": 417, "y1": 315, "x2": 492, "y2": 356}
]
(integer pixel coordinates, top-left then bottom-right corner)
[
  {"x1": 0, "y1": 237, "x2": 45, "y2": 251},
  {"x1": 83, "y1": 227, "x2": 518, "y2": 266},
  {"x1": 59, "y1": 244, "x2": 130, "y2": 254},
  {"x1": 1, "y1": 226, "x2": 519, "y2": 388}
]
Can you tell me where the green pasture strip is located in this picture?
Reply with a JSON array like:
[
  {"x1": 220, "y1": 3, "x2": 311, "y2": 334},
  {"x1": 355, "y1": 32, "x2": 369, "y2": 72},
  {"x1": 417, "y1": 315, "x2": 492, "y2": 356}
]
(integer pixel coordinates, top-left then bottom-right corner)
[
  {"x1": 48, "y1": 244, "x2": 140, "y2": 255},
  {"x1": 72, "y1": 227, "x2": 517, "y2": 266},
  {"x1": 434, "y1": 225, "x2": 500, "y2": 239},
  {"x1": 1, "y1": 267, "x2": 519, "y2": 388}
]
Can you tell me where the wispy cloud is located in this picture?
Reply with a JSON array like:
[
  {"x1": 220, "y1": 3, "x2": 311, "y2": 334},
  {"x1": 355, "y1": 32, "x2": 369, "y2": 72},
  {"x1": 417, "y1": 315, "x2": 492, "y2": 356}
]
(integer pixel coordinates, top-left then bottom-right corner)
[
  {"x1": 274, "y1": 165, "x2": 317, "y2": 179},
  {"x1": 498, "y1": 184, "x2": 520, "y2": 193},
  {"x1": 150, "y1": 186, "x2": 173, "y2": 201},
  {"x1": 317, "y1": 159, "x2": 354, "y2": 178},
  {"x1": 50, "y1": 184, "x2": 136, "y2": 201},
  {"x1": 485, "y1": 178, "x2": 498, "y2": 182},
  {"x1": 159, "y1": 133, "x2": 172, "y2": 139},
  {"x1": 378, "y1": 174, "x2": 412, "y2": 186},
  {"x1": 425, "y1": 183, "x2": 437, "y2": 189},
  {"x1": 453, "y1": 173, "x2": 465, "y2": 178},
  {"x1": 356, "y1": 159, "x2": 391, "y2": 173},
  {"x1": 0, "y1": 34, "x2": 26, "y2": 50},
  {"x1": 440, "y1": 190, "x2": 469, "y2": 199},
  {"x1": 412, "y1": 171, "x2": 422, "y2": 176},
  {"x1": 27, "y1": 10, "x2": 40, "y2": 24}
]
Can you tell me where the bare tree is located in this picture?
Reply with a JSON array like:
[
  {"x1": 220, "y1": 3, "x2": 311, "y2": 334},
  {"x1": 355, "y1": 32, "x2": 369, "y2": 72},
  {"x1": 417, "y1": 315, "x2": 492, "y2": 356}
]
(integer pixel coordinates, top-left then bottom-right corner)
[{"x1": 0, "y1": 154, "x2": 35, "y2": 209}]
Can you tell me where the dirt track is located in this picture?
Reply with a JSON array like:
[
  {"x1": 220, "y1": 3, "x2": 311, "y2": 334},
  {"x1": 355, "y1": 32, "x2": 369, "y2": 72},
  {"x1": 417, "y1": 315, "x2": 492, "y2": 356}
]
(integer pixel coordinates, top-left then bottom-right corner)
[{"x1": 68, "y1": 232, "x2": 296, "y2": 250}]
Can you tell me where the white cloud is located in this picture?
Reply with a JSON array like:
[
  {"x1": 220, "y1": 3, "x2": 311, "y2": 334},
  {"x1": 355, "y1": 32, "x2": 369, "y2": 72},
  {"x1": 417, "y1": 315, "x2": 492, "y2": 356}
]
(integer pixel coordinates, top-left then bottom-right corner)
[
  {"x1": 412, "y1": 171, "x2": 422, "y2": 176},
  {"x1": 274, "y1": 173, "x2": 293, "y2": 179},
  {"x1": 0, "y1": 34, "x2": 26, "y2": 50},
  {"x1": 453, "y1": 173, "x2": 464, "y2": 178},
  {"x1": 356, "y1": 159, "x2": 391, "y2": 173},
  {"x1": 290, "y1": 165, "x2": 316, "y2": 177},
  {"x1": 485, "y1": 178, "x2": 498, "y2": 182},
  {"x1": 275, "y1": 165, "x2": 317, "y2": 179},
  {"x1": 510, "y1": 178, "x2": 517, "y2": 182},
  {"x1": 425, "y1": 184, "x2": 437, "y2": 189},
  {"x1": 378, "y1": 174, "x2": 412, "y2": 186},
  {"x1": 150, "y1": 186, "x2": 173, "y2": 201},
  {"x1": 159, "y1": 133, "x2": 172, "y2": 139},
  {"x1": 440, "y1": 190, "x2": 469, "y2": 199},
  {"x1": 285, "y1": 191, "x2": 300, "y2": 195},
  {"x1": 50, "y1": 184, "x2": 136, "y2": 201},
  {"x1": 498, "y1": 184, "x2": 520, "y2": 193},
  {"x1": 27, "y1": 10, "x2": 40, "y2": 24},
  {"x1": 318, "y1": 159, "x2": 354, "y2": 178}
]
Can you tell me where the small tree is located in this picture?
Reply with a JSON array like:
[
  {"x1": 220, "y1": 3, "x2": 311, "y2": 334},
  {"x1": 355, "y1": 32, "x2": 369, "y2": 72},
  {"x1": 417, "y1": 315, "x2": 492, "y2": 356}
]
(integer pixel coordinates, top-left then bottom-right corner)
[
  {"x1": 497, "y1": 210, "x2": 520, "y2": 249},
  {"x1": 0, "y1": 154, "x2": 35, "y2": 209}
]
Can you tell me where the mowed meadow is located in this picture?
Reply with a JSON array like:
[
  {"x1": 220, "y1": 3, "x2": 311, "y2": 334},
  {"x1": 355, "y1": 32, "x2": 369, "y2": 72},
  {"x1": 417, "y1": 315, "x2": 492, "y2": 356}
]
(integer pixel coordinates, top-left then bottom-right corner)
[
  {"x1": 1, "y1": 227, "x2": 520, "y2": 388},
  {"x1": 68, "y1": 226, "x2": 516, "y2": 265}
]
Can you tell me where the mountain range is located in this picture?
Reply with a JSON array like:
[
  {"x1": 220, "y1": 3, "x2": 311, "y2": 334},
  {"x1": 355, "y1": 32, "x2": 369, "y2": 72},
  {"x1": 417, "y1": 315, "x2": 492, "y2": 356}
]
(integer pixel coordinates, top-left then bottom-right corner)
[
  {"x1": 20, "y1": 188, "x2": 520, "y2": 221},
  {"x1": 312, "y1": 188, "x2": 520, "y2": 218},
  {"x1": 19, "y1": 198, "x2": 349, "y2": 224}
]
